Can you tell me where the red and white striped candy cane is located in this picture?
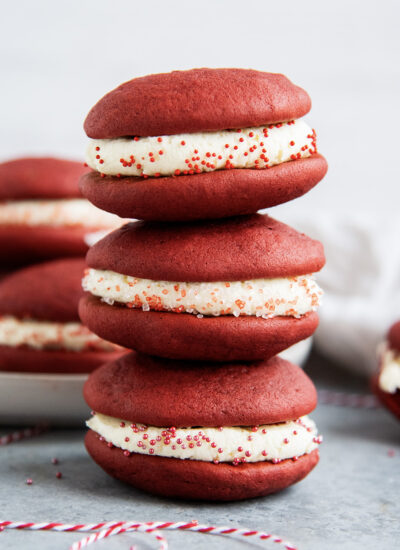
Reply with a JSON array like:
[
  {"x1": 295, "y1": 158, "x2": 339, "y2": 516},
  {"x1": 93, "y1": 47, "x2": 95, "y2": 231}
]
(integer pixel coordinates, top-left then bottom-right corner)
[
  {"x1": 71, "y1": 523, "x2": 168, "y2": 550},
  {"x1": 71, "y1": 520, "x2": 297, "y2": 550},
  {"x1": 318, "y1": 389, "x2": 380, "y2": 409},
  {"x1": 0, "y1": 520, "x2": 123, "y2": 532},
  {"x1": 70, "y1": 523, "x2": 168, "y2": 550},
  {"x1": 0, "y1": 520, "x2": 297, "y2": 550},
  {"x1": 0, "y1": 424, "x2": 48, "y2": 446}
]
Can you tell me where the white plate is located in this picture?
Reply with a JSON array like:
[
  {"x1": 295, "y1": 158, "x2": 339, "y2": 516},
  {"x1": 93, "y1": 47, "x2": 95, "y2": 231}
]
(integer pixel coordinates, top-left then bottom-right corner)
[
  {"x1": 280, "y1": 336, "x2": 313, "y2": 366},
  {"x1": 0, "y1": 371, "x2": 89, "y2": 427},
  {"x1": 0, "y1": 338, "x2": 312, "y2": 427}
]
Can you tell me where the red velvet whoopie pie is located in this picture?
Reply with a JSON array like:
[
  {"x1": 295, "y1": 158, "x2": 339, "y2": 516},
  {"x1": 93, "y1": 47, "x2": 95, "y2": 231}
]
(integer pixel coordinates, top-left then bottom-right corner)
[
  {"x1": 0, "y1": 157, "x2": 121, "y2": 266},
  {"x1": 0, "y1": 258, "x2": 124, "y2": 373},
  {"x1": 373, "y1": 321, "x2": 400, "y2": 420},
  {"x1": 79, "y1": 213, "x2": 325, "y2": 361},
  {"x1": 81, "y1": 68, "x2": 327, "y2": 221},
  {"x1": 84, "y1": 351, "x2": 321, "y2": 501}
]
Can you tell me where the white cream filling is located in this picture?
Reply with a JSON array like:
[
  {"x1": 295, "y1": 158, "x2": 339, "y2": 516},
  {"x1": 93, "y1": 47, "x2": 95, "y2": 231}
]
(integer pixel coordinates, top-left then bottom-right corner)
[
  {"x1": 83, "y1": 269, "x2": 322, "y2": 318},
  {"x1": 0, "y1": 315, "x2": 118, "y2": 352},
  {"x1": 0, "y1": 199, "x2": 124, "y2": 228},
  {"x1": 86, "y1": 119, "x2": 317, "y2": 177},
  {"x1": 379, "y1": 345, "x2": 400, "y2": 394},
  {"x1": 87, "y1": 413, "x2": 320, "y2": 464}
]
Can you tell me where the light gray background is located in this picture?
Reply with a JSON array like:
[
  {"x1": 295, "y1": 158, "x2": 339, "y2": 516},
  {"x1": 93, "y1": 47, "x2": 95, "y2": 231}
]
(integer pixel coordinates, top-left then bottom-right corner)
[{"x1": 1, "y1": 0, "x2": 399, "y2": 216}]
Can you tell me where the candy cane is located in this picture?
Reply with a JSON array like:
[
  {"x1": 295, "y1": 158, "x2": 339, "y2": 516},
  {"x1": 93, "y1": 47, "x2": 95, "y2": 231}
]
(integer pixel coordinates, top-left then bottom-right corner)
[
  {"x1": 0, "y1": 424, "x2": 48, "y2": 446},
  {"x1": 318, "y1": 389, "x2": 380, "y2": 409},
  {"x1": 71, "y1": 524, "x2": 168, "y2": 550},
  {"x1": 0, "y1": 521, "x2": 124, "y2": 532},
  {"x1": 0, "y1": 520, "x2": 297, "y2": 550}
]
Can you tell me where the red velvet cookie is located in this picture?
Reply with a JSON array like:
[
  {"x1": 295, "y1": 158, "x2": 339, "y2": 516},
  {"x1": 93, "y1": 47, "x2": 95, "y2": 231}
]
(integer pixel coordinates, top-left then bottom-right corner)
[
  {"x1": 372, "y1": 321, "x2": 400, "y2": 421},
  {"x1": 86, "y1": 214, "x2": 325, "y2": 281},
  {"x1": 85, "y1": 431, "x2": 319, "y2": 501},
  {"x1": 0, "y1": 346, "x2": 123, "y2": 374},
  {"x1": 372, "y1": 376, "x2": 400, "y2": 421},
  {"x1": 0, "y1": 259, "x2": 125, "y2": 373},
  {"x1": 80, "y1": 296, "x2": 318, "y2": 362},
  {"x1": 84, "y1": 352, "x2": 317, "y2": 427},
  {"x1": 0, "y1": 226, "x2": 92, "y2": 265},
  {"x1": 388, "y1": 321, "x2": 400, "y2": 353},
  {"x1": 84, "y1": 69, "x2": 311, "y2": 138},
  {"x1": 84, "y1": 353, "x2": 320, "y2": 500},
  {"x1": 0, "y1": 258, "x2": 86, "y2": 322},
  {"x1": 80, "y1": 154, "x2": 327, "y2": 221},
  {"x1": 0, "y1": 157, "x2": 88, "y2": 200},
  {"x1": 80, "y1": 214, "x2": 324, "y2": 361},
  {"x1": 0, "y1": 157, "x2": 119, "y2": 266},
  {"x1": 81, "y1": 68, "x2": 326, "y2": 221}
]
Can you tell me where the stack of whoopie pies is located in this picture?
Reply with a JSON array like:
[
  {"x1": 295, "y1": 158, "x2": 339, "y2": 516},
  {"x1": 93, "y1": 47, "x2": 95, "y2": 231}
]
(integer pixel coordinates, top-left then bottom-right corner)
[
  {"x1": 0, "y1": 156, "x2": 126, "y2": 382},
  {"x1": 0, "y1": 259, "x2": 125, "y2": 375},
  {"x1": 80, "y1": 68, "x2": 327, "y2": 501},
  {"x1": 0, "y1": 157, "x2": 123, "y2": 268}
]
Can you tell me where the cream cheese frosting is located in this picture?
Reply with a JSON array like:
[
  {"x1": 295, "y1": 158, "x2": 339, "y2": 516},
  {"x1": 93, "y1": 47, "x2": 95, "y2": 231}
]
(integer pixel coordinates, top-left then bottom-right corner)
[
  {"x1": 87, "y1": 413, "x2": 321, "y2": 464},
  {"x1": 0, "y1": 315, "x2": 118, "y2": 352},
  {"x1": 83, "y1": 269, "x2": 322, "y2": 318},
  {"x1": 379, "y1": 345, "x2": 400, "y2": 394},
  {"x1": 86, "y1": 119, "x2": 317, "y2": 178},
  {"x1": 0, "y1": 199, "x2": 124, "y2": 228}
]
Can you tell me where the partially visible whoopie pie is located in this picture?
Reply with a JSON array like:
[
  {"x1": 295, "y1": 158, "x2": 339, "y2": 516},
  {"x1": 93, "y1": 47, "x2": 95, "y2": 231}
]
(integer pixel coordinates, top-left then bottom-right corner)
[
  {"x1": 0, "y1": 157, "x2": 123, "y2": 266},
  {"x1": 84, "y1": 351, "x2": 321, "y2": 501},
  {"x1": 80, "y1": 68, "x2": 327, "y2": 221},
  {"x1": 0, "y1": 258, "x2": 125, "y2": 373},
  {"x1": 373, "y1": 321, "x2": 400, "y2": 420},
  {"x1": 80, "y1": 214, "x2": 325, "y2": 361}
]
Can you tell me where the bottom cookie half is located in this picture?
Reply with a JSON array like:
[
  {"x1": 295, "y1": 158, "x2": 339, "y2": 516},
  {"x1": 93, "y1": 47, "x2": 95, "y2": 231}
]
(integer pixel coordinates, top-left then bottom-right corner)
[{"x1": 85, "y1": 429, "x2": 319, "y2": 501}]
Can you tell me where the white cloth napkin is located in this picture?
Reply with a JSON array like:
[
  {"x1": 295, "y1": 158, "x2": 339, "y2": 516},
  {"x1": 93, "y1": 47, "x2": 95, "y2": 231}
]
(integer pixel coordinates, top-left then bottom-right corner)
[{"x1": 280, "y1": 211, "x2": 400, "y2": 376}]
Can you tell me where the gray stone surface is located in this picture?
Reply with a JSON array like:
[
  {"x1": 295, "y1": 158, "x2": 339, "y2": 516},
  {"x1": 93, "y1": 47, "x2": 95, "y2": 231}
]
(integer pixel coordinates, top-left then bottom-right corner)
[{"x1": 0, "y1": 352, "x2": 399, "y2": 549}]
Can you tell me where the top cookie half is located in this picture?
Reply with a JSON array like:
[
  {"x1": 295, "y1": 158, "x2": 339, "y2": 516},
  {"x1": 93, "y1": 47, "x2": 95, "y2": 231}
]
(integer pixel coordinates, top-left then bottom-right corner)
[{"x1": 81, "y1": 68, "x2": 327, "y2": 221}]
